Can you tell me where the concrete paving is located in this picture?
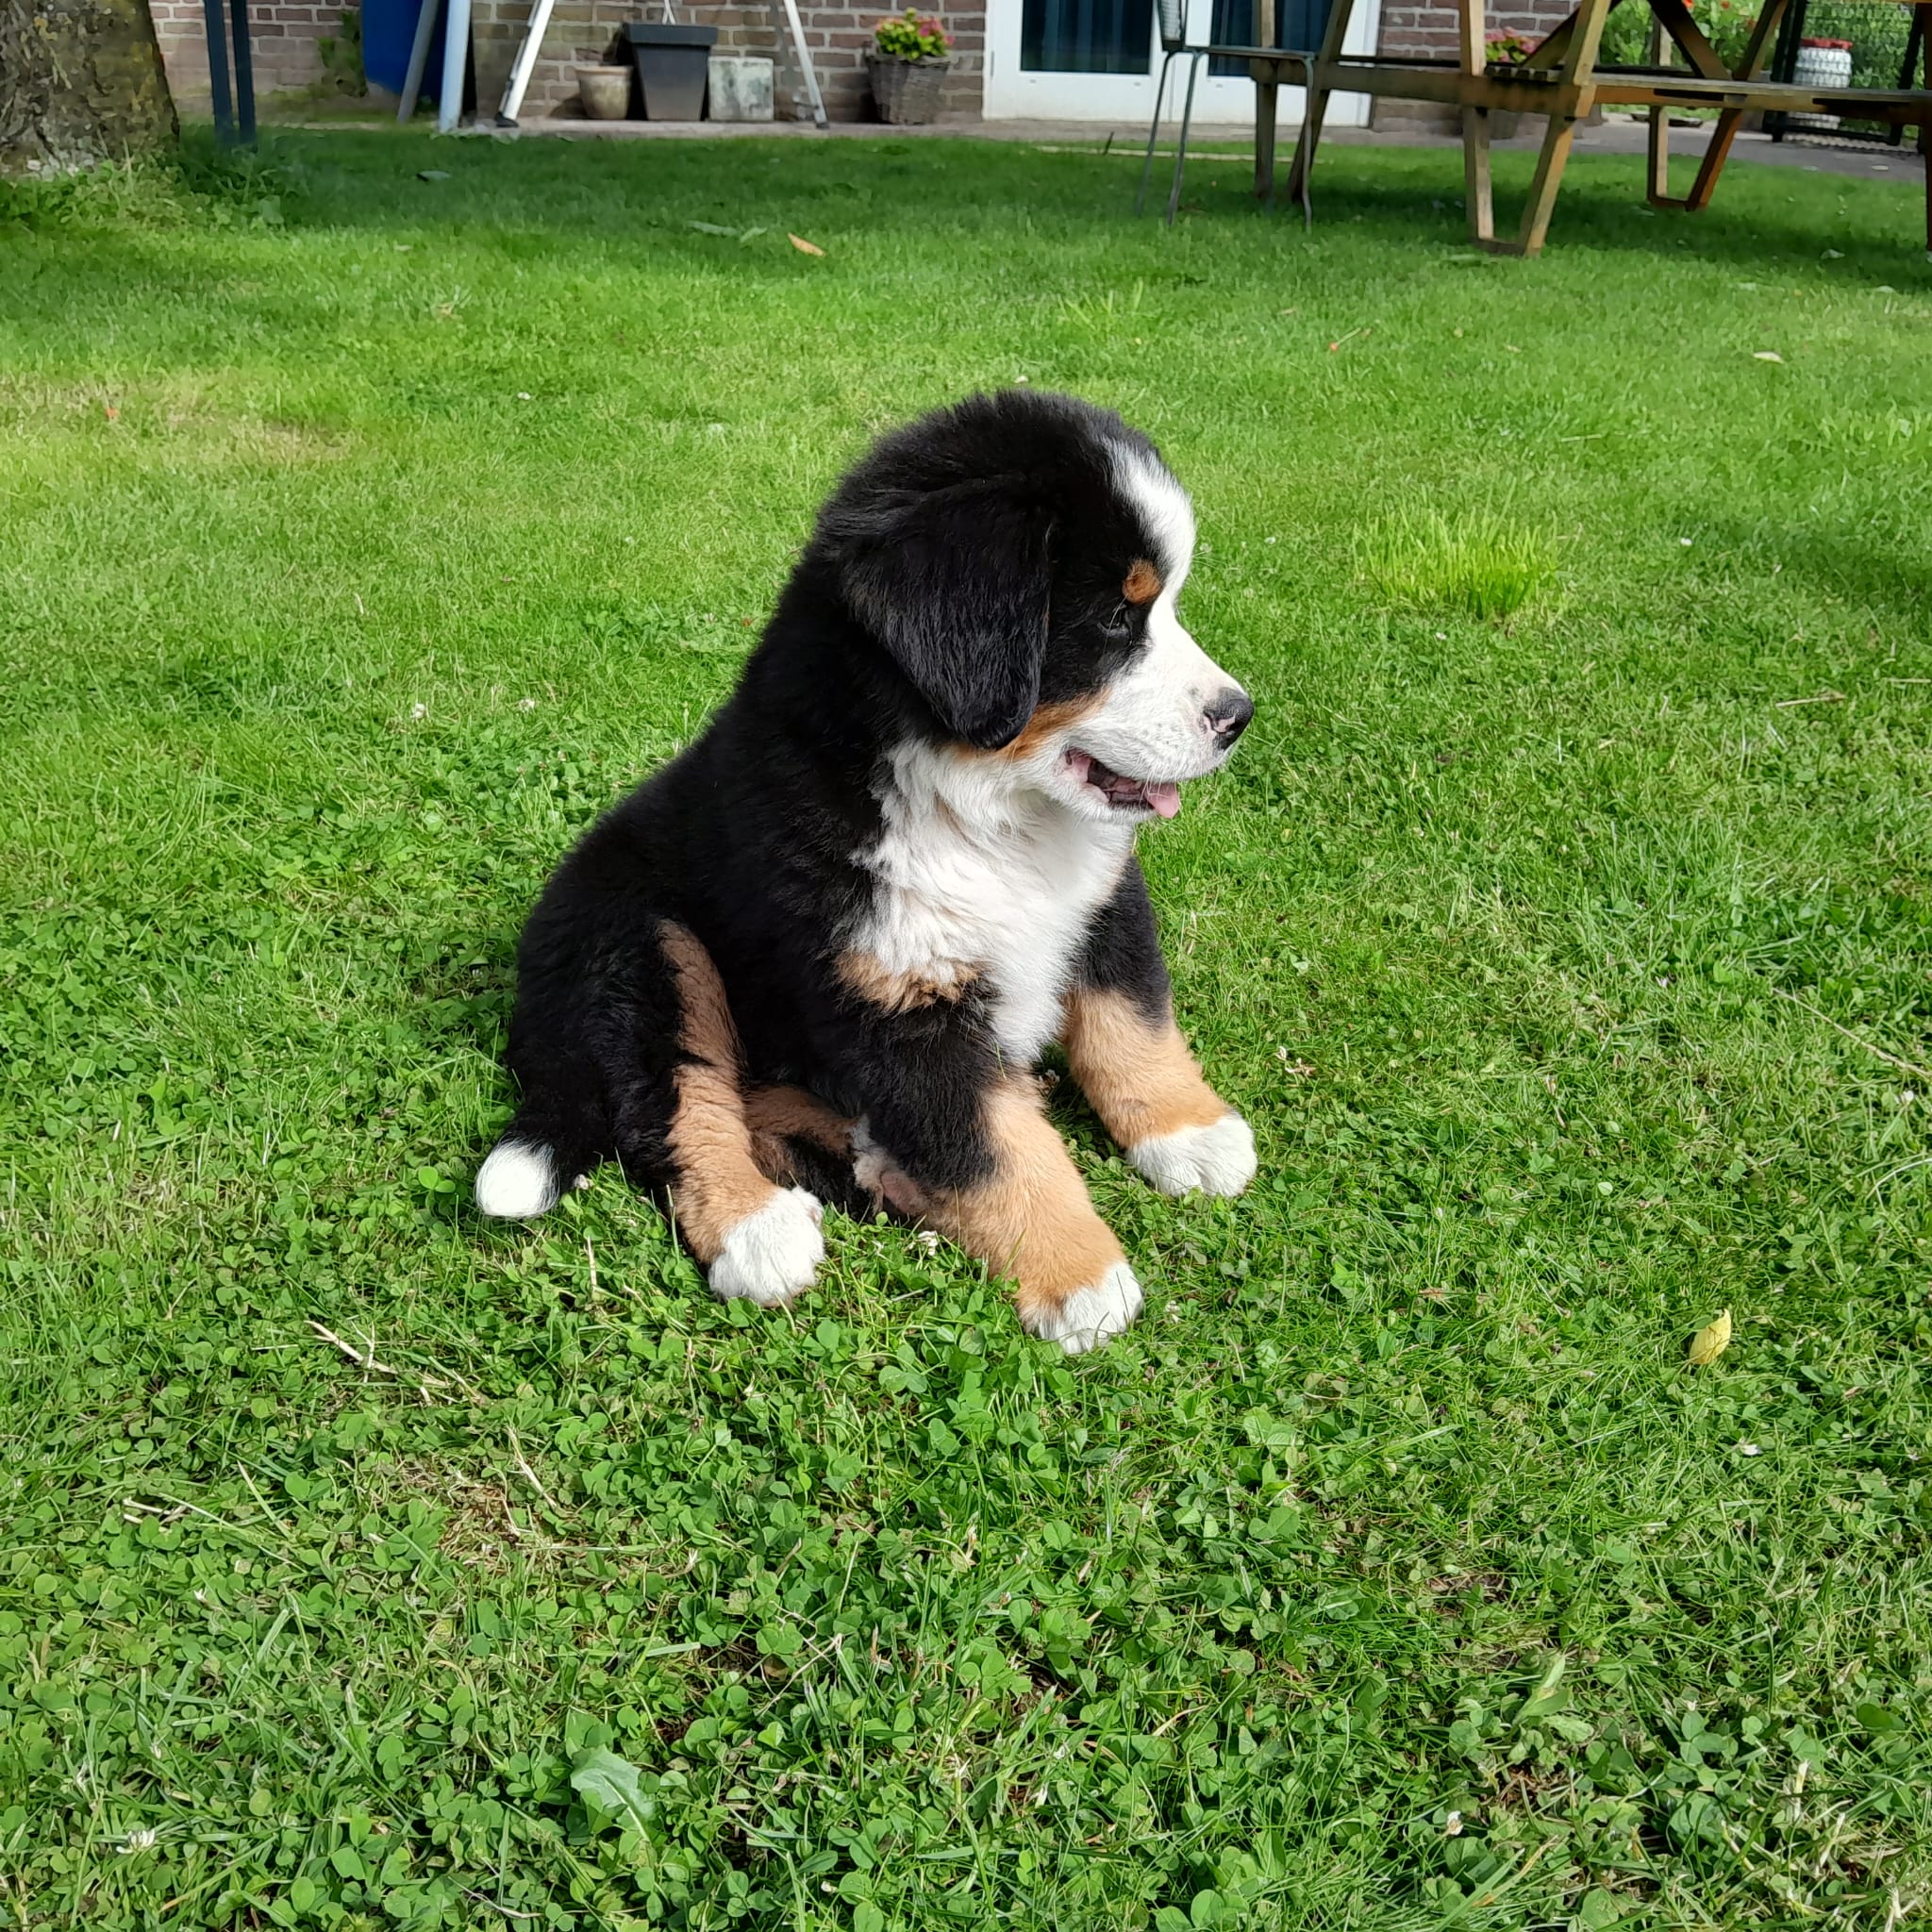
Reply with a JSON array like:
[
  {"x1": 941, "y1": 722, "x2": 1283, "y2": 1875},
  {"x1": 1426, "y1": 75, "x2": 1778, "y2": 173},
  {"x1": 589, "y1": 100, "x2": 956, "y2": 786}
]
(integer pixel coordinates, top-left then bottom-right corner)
[{"x1": 492, "y1": 107, "x2": 1922, "y2": 189}]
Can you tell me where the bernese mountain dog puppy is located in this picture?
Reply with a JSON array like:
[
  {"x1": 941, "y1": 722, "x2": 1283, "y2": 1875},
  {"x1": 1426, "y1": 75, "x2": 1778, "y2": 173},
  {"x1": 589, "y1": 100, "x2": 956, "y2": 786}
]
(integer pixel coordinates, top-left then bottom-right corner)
[{"x1": 475, "y1": 389, "x2": 1255, "y2": 1353}]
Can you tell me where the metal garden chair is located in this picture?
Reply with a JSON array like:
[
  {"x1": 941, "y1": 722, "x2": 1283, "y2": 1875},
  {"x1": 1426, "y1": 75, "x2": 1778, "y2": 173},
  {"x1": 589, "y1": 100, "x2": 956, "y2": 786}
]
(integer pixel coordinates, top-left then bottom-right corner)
[{"x1": 1136, "y1": 0, "x2": 1335, "y2": 226}]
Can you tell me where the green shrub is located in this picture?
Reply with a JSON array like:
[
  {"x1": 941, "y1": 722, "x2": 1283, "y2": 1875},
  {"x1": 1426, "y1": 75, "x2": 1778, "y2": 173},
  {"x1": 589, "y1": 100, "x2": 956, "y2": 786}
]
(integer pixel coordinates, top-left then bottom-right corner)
[{"x1": 316, "y1": 8, "x2": 368, "y2": 94}]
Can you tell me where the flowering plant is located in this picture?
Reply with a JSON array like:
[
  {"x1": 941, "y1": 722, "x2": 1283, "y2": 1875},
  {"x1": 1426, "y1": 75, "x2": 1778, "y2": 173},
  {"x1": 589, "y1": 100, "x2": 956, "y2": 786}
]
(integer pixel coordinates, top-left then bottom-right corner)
[
  {"x1": 873, "y1": 8, "x2": 951, "y2": 58},
  {"x1": 1484, "y1": 31, "x2": 1536, "y2": 64},
  {"x1": 1598, "y1": 0, "x2": 1760, "y2": 68}
]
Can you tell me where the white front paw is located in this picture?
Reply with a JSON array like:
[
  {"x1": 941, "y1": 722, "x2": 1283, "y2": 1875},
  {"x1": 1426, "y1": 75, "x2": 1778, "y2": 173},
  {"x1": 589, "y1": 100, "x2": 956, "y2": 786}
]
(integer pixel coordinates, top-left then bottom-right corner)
[
  {"x1": 1128, "y1": 1113, "x2": 1256, "y2": 1198},
  {"x1": 708, "y1": 1188, "x2": 824, "y2": 1306},
  {"x1": 1024, "y1": 1262, "x2": 1144, "y2": 1355}
]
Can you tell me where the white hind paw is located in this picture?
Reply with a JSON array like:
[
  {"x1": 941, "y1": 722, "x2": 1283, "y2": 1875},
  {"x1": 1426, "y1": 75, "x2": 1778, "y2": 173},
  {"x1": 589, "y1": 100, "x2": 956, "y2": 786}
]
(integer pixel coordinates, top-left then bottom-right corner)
[
  {"x1": 708, "y1": 1189, "x2": 825, "y2": 1307},
  {"x1": 475, "y1": 1141, "x2": 559, "y2": 1220},
  {"x1": 1023, "y1": 1262, "x2": 1144, "y2": 1356}
]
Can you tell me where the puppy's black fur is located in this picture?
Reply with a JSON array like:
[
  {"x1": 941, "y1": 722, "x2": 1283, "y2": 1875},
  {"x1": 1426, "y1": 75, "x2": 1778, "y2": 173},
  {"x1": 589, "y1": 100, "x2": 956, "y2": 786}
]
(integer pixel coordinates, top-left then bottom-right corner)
[
  {"x1": 500, "y1": 391, "x2": 1174, "y2": 1197},
  {"x1": 481, "y1": 388, "x2": 1254, "y2": 1345}
]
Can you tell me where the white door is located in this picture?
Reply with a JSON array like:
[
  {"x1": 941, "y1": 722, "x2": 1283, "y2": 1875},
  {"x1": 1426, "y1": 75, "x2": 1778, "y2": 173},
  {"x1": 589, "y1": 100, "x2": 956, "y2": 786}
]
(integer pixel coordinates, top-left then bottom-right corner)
[{"x1": 983, "y1": 0, "x2": 1379, "y2": 125}]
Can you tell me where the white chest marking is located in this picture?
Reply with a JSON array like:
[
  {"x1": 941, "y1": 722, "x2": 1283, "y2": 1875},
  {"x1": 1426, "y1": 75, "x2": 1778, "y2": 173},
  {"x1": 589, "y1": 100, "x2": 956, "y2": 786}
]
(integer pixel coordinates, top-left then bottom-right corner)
[{"x1": 851, "y1": 744, "x2": 1133, "y2": 1064}]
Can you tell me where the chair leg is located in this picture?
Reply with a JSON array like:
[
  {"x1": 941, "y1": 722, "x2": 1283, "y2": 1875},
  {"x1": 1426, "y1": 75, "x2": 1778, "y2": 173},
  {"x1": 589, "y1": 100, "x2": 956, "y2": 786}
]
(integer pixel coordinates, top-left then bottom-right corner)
[
  {"x1": 1167, "y1": 53, "x2": 1203, "y2": 226},
  {"x1": 1138, "y1": 52, "x2": 1177, "y2": 217},
  {"x1": 1294, "y1": 73, "x2": 1325, "y2": 226},
  {"x1": 1299, "y1": 100, "x2": 1315, "y2": 225},
  {"x1": 1287, "y1": 57, "x2": 1340, "y2": 225}
]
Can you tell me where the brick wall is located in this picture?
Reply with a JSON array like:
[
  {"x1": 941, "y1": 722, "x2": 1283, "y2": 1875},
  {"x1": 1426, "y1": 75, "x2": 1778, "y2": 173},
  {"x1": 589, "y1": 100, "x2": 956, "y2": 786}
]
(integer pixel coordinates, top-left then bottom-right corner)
[
  {"x1": 154, "y1": 0, "x2": 355, "y2": 104},
  {"x1": 1373, "y1": 0, "x2": 1574, "y2": 126},
  {"x1": 162, "y1": 0, "x2": 1584, "y2": 127},
  {"x1": 472, "y1": 0, "x2": 984, "y2": 120},
  {"x1": 155, "y1": 0, "x2": 983, "y2": 118},
  {"x1": 158, "y1": 0, "x2": 1531, "y2": 127}
]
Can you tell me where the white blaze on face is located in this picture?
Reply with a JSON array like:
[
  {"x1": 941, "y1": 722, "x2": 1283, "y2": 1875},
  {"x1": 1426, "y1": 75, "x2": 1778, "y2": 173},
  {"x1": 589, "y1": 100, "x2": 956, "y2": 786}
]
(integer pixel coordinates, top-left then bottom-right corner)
[
  {"x1": 1064, "y1": 443, "x2": 1248, "y2": 790},
  {"x1": 1111, "y1": 442, "x2": 1196, "y2": 575}
]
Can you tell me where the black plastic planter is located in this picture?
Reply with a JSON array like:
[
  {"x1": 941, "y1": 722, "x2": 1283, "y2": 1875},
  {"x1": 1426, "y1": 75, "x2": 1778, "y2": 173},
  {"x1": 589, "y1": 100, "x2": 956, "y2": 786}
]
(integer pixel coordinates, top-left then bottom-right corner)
[{"x1": 622, "y1": 21, "x2": 718, "y2": 119}]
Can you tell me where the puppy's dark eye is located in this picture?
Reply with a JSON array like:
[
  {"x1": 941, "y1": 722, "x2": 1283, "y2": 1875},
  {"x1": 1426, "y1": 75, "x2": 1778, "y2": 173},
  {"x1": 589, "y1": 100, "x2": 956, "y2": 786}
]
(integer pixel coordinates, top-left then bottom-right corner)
[{"x1": 1100, "y1": 603, "x2": 1135, "y2": 640}]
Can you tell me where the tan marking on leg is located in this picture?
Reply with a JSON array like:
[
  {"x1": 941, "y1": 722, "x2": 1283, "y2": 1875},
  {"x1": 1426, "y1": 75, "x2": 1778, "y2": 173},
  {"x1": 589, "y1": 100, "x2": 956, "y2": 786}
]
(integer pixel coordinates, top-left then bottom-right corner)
[
  {"x1": 914, "y1": 1076, "x2": 1125, "y2": 1329},
  {"x1": 1062, "y1": 987, "x2": 1231, "y2": 1149},
  {"x1": 659, "y1": 923, "x2": 780, "y2": 1263},
  {"x1": 743, "y1": 1083, "x2": 856, "y2": 1182},
  {"x1": 836, "y1": 949, "x2": 976, "y2": 1015},
  {"x1": 1123, "y1": 558, "x2": 1163, "y2": 606}
]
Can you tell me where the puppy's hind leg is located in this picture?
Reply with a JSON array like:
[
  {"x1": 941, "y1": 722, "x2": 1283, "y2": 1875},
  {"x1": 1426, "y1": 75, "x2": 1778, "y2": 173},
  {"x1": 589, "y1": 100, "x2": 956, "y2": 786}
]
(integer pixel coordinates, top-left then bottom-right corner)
[
  {"x1": 744, "y1": 1083, "x2": 874, "y2": 1220},
  {"x1": 658, "y1": 926, "x2": 825, "y2": 1307},
  {"x1": 475, "y1": 1078, "x2": 604, "y2": 1221}
]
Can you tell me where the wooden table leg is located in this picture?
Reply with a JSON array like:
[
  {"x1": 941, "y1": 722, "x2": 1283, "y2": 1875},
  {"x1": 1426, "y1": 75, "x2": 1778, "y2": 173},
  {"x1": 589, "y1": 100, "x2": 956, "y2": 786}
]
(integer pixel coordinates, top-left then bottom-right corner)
[
  {"x1": 1286, "y1": 0, "x2": 1358, "y2": 218},
  {"x1": 1515, "y1": 110, "x2": 1584, "y2": 254},
  {"x1": 1463, "y1": 108, "x2": 1496, "y2": 242},
  {"x1": 1283, "y1": 94, "x2": 1323, "y2": 216},
  {"x1": 1255, "y1": 0, "x2": 1278, "y2": 203},
  {"x1": 1470, "y1": 0, "x2": 1613, "y2": 255},
  {"x1": 1646, "y1": 103, "x2": 1673, "y2": 204},
  {"x1": 1457, "y1": 0, "x2": 1495, "y2": 243},
  {"x1": 1682, "y1": 108, "x2": 1743, "y2": 209},
  {"x1": 1651, "y1": 0, "x2": 1787, "y2": 211},
  {"x1": 1919, "y1": 4, "x2": 1931, "y2": 251}
]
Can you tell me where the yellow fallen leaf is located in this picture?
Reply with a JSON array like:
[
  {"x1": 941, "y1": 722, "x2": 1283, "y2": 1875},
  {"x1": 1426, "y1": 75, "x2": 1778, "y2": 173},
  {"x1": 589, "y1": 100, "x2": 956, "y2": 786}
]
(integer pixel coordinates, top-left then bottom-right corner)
[
  {"x1": 789, "y1": 234, "x2": 824, "y2": 258},
  {"x1": 1753, "y1": 350, "x2": 1784, "y2": 362},
  {"x1": 1688, "y1": 1308, "x2": 1733, "y2": 1367}
]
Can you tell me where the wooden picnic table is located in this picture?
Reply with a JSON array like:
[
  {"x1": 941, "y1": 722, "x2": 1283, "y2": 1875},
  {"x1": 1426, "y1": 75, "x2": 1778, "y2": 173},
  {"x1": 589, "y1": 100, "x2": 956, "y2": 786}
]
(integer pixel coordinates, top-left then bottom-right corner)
[{"x1": 1234, "y1": 0, "x2": 1932, "y2": 254}]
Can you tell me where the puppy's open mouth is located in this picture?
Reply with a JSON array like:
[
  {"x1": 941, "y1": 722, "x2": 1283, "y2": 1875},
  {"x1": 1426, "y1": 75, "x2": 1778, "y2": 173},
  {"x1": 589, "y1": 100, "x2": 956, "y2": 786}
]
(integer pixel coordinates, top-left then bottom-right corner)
[{"x1": 1065, "y1": 749, "x2": 1182, "y2": 820}]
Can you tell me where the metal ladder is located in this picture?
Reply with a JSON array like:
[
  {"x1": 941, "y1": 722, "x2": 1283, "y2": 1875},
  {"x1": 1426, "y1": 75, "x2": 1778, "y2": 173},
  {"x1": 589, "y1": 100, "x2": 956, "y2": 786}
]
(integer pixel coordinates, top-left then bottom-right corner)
[
  {"x1": 488, "y1": 0, "x2": 828, "y2": 128},
  {"x1": 769, "y1": 0, "x2": 830, "y2": 127}
]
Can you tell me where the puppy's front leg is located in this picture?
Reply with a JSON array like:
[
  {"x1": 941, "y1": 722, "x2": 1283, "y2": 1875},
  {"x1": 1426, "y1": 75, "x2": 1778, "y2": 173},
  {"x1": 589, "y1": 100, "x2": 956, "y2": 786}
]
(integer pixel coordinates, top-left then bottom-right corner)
[
  {"x1": 1062, "y1": 986, "x2": 1256, "y2": 1199},
  {"x1": 860, "y1": 1074, "x2": 1142, "y2": 1354},
  {"x1": 1063, "y1": 864, "x2": 1256, "y2": 1199}
]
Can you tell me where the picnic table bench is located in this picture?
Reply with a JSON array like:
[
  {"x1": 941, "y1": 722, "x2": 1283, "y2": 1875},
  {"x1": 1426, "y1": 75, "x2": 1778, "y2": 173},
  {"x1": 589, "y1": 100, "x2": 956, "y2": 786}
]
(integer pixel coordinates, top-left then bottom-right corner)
[{"x1": 1232, "y1": 0, "x2": 1932, "y2": 254}]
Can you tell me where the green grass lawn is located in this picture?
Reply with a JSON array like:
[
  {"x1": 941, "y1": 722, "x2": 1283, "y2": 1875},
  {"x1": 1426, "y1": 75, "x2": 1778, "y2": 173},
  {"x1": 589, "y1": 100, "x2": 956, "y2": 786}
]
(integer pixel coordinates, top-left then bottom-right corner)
[{"x1": 3, "y1": 127, "x2": 1931, "y2": 1930}]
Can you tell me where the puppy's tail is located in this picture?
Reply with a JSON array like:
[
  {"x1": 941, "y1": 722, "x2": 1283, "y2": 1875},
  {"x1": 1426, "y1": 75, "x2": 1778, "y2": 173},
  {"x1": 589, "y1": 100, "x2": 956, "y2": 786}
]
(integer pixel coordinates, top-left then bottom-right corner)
[{"x1": 475, "y1": 1094, "x2": 604, "y2": 1221}]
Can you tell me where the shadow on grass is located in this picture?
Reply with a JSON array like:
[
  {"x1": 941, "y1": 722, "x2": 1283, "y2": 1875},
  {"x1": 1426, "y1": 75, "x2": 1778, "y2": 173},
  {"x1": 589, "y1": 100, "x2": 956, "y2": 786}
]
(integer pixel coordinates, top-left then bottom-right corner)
[
  {"x1": 6, "y1": 124, "x2": 1925, "y2": 291},
  {"x1": 1691, "y1": 515, "x2": 1932, "y2": 629},
  {"x1": 1257, "y1": 149, "x2": 1930, "y2": 278}
]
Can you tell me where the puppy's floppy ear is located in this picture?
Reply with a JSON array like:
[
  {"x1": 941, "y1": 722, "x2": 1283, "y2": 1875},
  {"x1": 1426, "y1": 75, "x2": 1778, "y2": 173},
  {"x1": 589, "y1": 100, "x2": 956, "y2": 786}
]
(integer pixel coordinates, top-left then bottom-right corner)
[{"x1": 837, "y1": 488, "x2": 1055, "y2": 751}]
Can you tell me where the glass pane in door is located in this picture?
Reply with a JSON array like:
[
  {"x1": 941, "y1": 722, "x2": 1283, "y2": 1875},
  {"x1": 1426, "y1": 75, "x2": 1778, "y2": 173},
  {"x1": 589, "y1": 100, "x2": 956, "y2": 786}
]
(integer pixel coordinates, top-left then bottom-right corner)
[
  {"x1": 1021, "y1": 0, "x2": 1155, "y2": 72},
  {"x1": 1208, "y1": 0, "x2": 1253, "y2": 71},
  {"x1": 1209, "y1": 0, "x2": 1328, "y2": 67}
]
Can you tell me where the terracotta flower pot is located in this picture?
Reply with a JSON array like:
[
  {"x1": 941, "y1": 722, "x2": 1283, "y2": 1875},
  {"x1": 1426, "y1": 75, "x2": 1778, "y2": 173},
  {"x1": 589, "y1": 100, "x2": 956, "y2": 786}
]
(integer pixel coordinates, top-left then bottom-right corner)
[{"x1": 576, "y1": 64, "x2": 632, "y2": 120}]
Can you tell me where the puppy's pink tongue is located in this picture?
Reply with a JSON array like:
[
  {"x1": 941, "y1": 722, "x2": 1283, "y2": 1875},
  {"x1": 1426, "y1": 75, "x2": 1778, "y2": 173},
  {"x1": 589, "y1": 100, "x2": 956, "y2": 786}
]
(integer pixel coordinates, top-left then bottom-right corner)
[{"x1": 1148, "y1": 783, "x2": 1182, "y2": 820}]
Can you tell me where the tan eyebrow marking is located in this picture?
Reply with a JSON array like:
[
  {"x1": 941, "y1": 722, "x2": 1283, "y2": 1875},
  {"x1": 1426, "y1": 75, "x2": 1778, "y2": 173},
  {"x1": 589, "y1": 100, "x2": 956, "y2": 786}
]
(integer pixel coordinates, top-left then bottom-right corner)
[{"x1": 1123, "y1": 558, "x2": 1162, "y2": 606}]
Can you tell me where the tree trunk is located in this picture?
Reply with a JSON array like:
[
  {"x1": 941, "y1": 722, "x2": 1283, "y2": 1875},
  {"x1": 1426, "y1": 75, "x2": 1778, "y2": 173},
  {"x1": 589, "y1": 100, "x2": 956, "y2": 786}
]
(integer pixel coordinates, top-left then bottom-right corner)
[{"x1": 0, "y1": 0, "x2": 180, "y2": 177}]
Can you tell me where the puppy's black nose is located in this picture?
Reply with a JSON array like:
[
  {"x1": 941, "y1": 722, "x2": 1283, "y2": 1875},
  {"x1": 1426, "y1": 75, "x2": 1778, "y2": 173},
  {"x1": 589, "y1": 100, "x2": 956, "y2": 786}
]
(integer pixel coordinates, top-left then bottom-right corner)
[{"x1": 1205, "y1": 688, "x2": 1254, "y2": 743}]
